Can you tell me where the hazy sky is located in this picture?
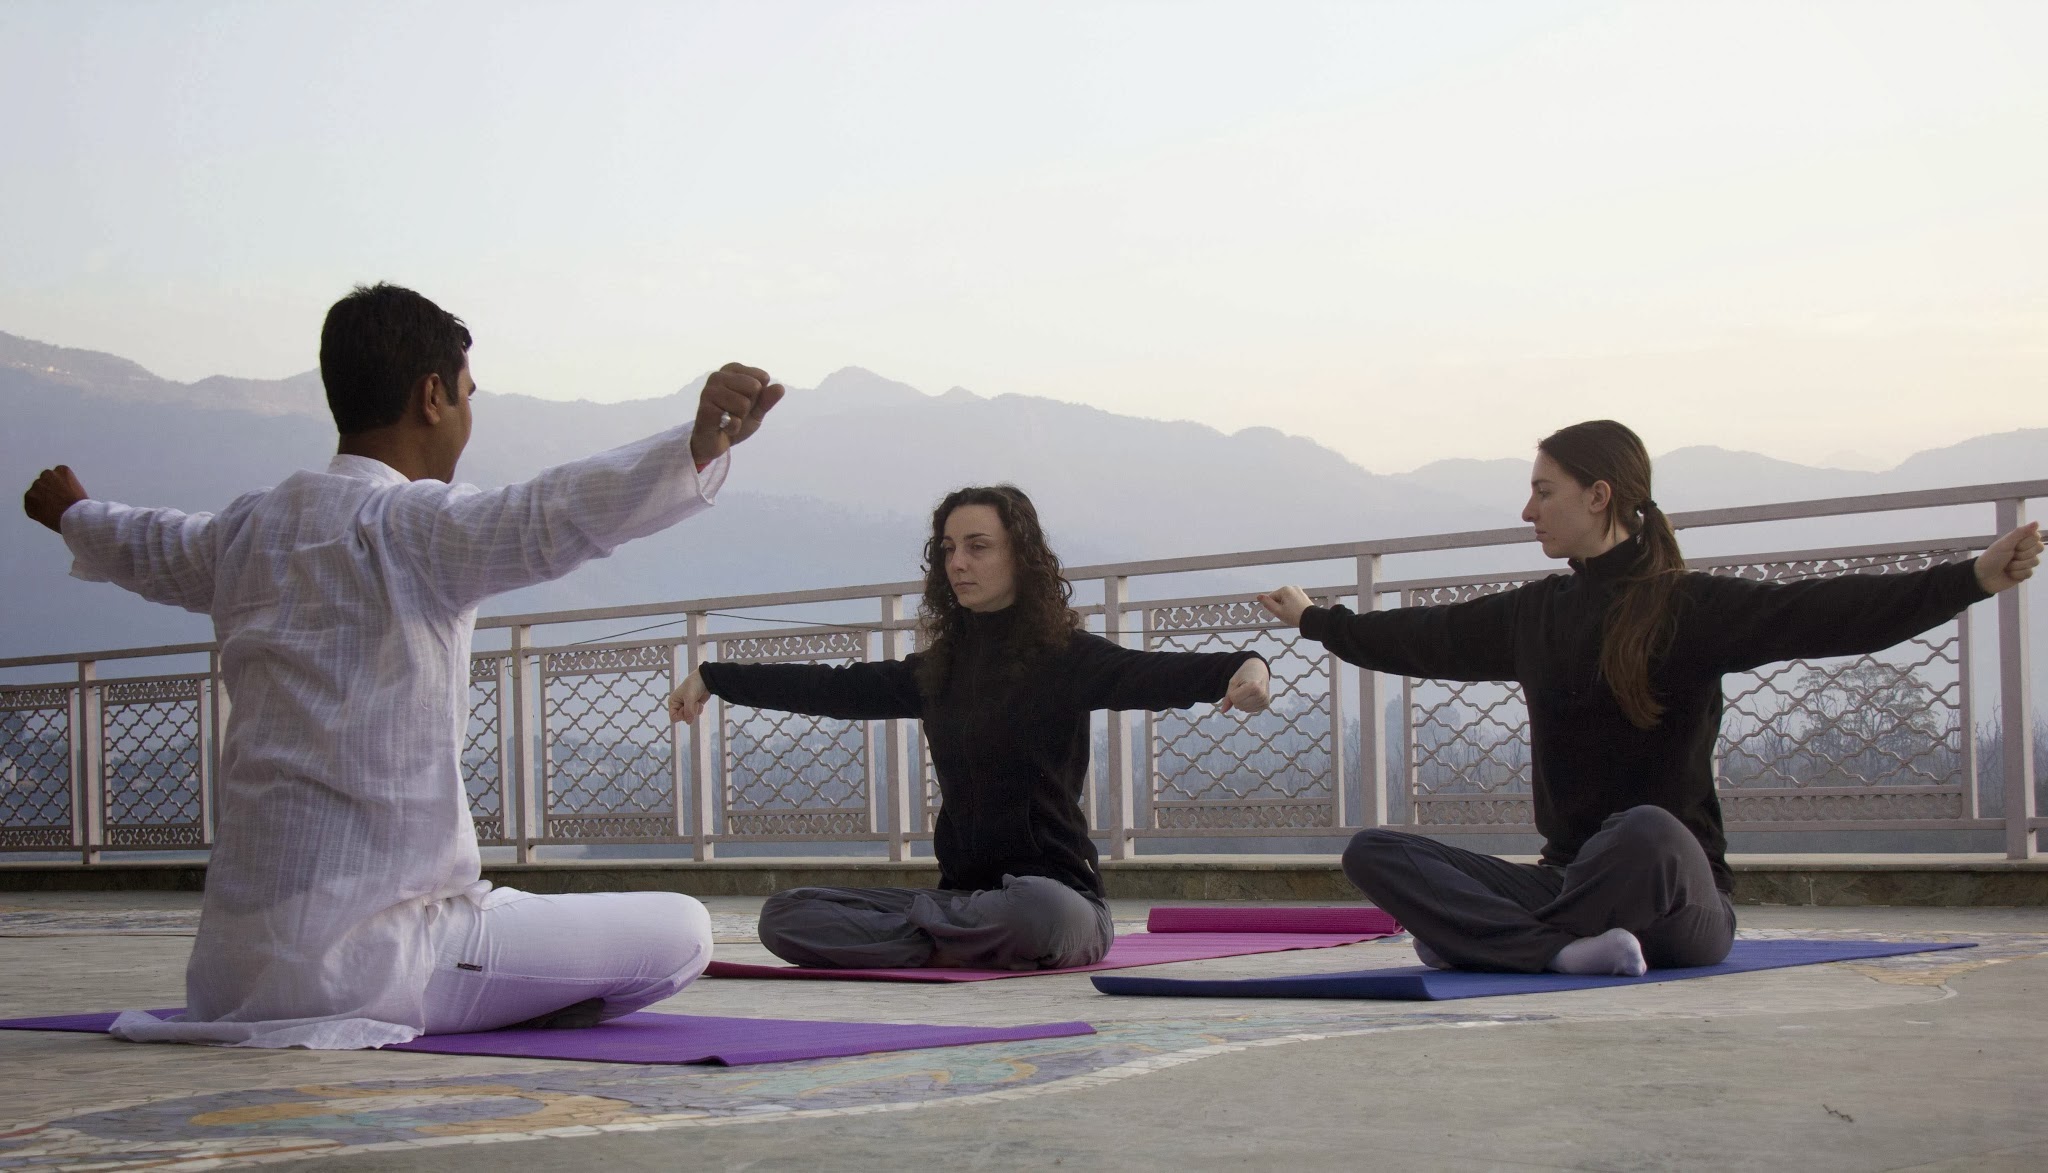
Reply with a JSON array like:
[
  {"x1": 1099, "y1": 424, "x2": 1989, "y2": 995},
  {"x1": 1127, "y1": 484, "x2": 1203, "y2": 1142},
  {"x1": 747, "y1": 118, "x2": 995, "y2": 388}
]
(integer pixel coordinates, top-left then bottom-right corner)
[{"x1": 3, "y1": 0, "x2": 2043, "y2": 473}]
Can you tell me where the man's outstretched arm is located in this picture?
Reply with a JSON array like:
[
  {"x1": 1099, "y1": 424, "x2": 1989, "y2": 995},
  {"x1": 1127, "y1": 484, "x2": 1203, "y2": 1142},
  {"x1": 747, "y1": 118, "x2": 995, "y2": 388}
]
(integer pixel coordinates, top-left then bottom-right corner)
[
  {"x1": 23, "y1": 465, "x2": 222, "y2": 614},
  {"x1": 399, "y1": 364, "x2": 785, "y2": 610}
]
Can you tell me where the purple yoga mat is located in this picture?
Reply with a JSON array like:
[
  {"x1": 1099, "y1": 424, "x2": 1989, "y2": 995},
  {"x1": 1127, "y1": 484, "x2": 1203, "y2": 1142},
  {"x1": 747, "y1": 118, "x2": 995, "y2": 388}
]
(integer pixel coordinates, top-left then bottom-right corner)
[
  {"x1": 707, "y1": 907, "x2": 1401, "y2": 982},
  {"x1": 0, "y1": 1008, "x2": 1095, "y2": 1066},
  {"x1": 1145, "y1": 906, "x2": 1399, "y2": 935}
]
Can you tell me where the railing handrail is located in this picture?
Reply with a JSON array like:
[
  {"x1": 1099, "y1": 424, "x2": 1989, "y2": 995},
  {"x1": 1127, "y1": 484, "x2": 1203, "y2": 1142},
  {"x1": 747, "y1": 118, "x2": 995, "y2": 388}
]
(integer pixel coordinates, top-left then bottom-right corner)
[
  {"x1": 479, "y1": 478, "x2": 2048, "y2": 631},
  {"x1": 0, "y1": 641, "x2": 216, "y2": 672},
  {"x1": 4, "y1": 477, "x2": 2040, "y2": 671}
]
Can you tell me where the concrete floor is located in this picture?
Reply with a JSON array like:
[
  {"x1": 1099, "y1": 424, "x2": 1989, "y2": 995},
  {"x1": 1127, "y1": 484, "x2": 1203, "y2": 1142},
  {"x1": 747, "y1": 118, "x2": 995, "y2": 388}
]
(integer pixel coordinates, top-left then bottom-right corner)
[{"x1": 1, "y1": 892, "x2": 2044, "y2": 1172}]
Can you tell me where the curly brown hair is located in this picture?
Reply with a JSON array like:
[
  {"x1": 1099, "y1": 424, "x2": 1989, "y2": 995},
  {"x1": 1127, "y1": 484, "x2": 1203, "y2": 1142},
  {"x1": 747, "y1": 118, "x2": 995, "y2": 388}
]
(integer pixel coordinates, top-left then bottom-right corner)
[{"x1": 914, "y1": 485, "x2": 1080, "y2": 697}]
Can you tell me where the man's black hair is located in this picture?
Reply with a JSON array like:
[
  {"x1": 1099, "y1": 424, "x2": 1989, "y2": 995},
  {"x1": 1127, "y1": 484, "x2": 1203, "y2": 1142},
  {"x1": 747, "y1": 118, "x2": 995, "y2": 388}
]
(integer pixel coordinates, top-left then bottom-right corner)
[{"x1": 318, "y1": 283, "x2": 472, "y2": 435}]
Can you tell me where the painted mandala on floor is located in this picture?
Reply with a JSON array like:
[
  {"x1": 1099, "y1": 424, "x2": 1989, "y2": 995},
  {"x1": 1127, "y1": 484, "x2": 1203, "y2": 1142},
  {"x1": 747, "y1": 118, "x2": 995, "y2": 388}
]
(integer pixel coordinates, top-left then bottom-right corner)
[
  {"x1": 0, "y1": 1011, "x2": 1530, "y2": 1170},
  {"x1": 2, "y1": 932, "x2": 2042, "y2": 1170}
]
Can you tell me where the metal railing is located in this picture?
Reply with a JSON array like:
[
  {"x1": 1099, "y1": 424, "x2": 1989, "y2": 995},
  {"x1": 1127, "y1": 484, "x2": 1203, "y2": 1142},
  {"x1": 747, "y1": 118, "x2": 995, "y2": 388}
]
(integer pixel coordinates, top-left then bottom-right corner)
[{"x1": 3, "y1": 480, "x2": 2041, "y2": 864}]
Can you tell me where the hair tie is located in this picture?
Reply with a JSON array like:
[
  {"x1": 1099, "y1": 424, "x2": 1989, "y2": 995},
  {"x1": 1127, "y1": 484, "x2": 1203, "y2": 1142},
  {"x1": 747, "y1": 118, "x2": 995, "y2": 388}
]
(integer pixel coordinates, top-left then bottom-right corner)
[{"x1": 1641, "y1": 499, "x2": 1659, "y2": 513}]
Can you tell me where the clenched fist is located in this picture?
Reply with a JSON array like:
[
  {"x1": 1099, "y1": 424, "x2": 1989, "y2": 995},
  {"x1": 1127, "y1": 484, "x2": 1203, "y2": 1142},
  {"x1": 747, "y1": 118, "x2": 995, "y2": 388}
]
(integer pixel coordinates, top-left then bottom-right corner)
[
  {"x1": 689, "y1": 364, "x2": 786, "y2": 467},
  {"x1": 666, "y1": 669, "x2": 712, "y2": 724},
  {"x1": 1218, "y1": 657, "x2": 1272, "y2": 715},
  {"x1": 1976, "y1": 522, "x2": 2043, "y2": 595},
  {"x1": 23, "y1": 465, "x2": 87, "y2": 533},
  {"x1": 1255, "y1": 585, "x2": 1313, "y2": 628}
]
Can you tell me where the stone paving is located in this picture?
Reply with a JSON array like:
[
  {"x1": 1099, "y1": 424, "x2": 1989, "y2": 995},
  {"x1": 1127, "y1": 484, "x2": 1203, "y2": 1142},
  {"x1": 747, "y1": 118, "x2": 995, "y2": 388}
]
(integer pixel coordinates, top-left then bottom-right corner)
[{"x1": 1, "y1": 892, "x2": 2045, "y2": 1171}]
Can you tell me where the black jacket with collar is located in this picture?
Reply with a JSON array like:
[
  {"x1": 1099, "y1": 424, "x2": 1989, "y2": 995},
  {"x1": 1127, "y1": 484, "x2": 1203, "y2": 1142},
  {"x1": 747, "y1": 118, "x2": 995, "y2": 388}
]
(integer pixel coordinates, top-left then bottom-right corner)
[
  {"x1": 701, "y1": 606, "x2": 1261, "y2": 896},
  {"x1": 1302, "y1": 538, "x2": 1987, "y2": 891}
]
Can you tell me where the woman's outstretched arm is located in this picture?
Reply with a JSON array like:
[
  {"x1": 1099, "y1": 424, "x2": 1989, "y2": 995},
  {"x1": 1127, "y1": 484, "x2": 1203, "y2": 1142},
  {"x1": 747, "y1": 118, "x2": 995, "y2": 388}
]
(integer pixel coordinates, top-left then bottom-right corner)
[
  {"x1": 1067, "y1": 636, "x2": 1270, "y2": 714},
  {"x1": 1258, "y1": 583, "x2": 1524, "y2": 682},
  {"x1": 1700, "y1": 522, "x2": 2041, "y2": 674},
  {"x1": 668, "y1": 656, "x2": 924, "y2": 724}
]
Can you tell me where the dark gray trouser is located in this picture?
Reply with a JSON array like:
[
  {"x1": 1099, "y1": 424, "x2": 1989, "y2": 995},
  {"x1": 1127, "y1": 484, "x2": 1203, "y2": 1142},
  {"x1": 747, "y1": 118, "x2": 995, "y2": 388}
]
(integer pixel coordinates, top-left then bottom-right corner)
[
  {"x1": 756, "y1": 874, "x2": 1115, "y2": 970},
  {"x1": 1342, "y1": 805, "x2": 1736, "y2": 974}
]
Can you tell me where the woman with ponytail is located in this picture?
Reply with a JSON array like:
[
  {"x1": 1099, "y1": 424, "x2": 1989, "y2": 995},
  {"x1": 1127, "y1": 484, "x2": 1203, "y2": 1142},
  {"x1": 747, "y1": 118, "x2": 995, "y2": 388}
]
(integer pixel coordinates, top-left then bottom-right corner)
[
  {"x1": 1259, "y1": 420, "x2": 2042, "y2": 976},
  {"x1": 669, "y1": 485, "x2": 1273, "y2": 970}
]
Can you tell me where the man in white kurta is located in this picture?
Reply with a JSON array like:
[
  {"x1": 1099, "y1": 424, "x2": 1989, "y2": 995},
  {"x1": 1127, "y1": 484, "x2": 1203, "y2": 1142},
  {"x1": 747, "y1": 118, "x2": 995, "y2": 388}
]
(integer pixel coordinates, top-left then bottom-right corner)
[{"x1": 23, "y1": 283, "x2": 781, "y2": 1048}]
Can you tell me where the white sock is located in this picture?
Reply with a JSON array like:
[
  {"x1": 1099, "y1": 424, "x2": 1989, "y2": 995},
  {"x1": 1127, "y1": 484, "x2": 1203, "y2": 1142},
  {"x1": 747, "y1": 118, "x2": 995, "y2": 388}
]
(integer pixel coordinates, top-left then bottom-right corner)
[
  {"x1": 1412, "y1": 938, "x2": 1454, "y2": 971},
  {"x1": 1546, "y1": 927, "x2": 1647, "y2": 977}
]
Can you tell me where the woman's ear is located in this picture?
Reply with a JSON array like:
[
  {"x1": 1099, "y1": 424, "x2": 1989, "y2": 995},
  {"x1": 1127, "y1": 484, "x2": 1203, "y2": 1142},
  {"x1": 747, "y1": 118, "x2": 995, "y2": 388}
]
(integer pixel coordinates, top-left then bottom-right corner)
[{"x1": 1586, "y1": 479, "x2": 1614, "y2": 514}]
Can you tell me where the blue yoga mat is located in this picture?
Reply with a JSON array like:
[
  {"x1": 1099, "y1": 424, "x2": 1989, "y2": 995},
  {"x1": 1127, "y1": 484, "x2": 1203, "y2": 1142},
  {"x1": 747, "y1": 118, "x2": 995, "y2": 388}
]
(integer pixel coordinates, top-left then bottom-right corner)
[{"x1": 1090, "y1": 938, "x2": 1974, "y2": 1000}]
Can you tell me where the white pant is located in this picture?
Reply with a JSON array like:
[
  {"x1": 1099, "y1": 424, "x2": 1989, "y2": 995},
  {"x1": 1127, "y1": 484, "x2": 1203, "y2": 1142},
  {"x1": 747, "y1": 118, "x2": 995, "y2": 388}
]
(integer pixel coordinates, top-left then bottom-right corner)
[{"x1": 420, "y1": 888, "x2": 713, "y2": 1034}]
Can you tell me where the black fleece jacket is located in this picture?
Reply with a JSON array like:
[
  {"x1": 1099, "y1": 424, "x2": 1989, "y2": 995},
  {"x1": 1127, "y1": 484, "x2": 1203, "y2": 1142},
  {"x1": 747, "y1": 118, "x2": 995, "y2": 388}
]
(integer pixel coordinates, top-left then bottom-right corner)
[
  {"x1": 1301, "y1": 537, "x2": 1988, "y2": 891},
  {"x1": 699, "y1": 606, "x2": 1261, "y2": 897}
]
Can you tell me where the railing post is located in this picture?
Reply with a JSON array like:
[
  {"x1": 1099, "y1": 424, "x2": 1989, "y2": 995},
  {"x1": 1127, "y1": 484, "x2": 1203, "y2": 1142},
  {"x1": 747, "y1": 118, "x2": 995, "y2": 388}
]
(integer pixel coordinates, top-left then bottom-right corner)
[
  {"x1": 1957, "y1": 609, "x2": 1978, "y2": 820},
  {"x1": 1996, "y1": 499, "x2": 2035, "y2": 859},
  {"x1": 508, "y1": 624, "x2": 538, "y2": 864},
  {"x1": 1103, "y1": 576, "x2": 1135, "y2": 859},
  {"x1": 686, "y1": 613, "x2": 716, "y2": 861},
  {"x1": 204, "y1": 649, "x2": 226, "y2": 847},
  {"x1": 668, "y1": 642, "x2": 688, "y2": 842},
  {"x1": 881, "y1": 596, "x2": 914, "y2": 861},
  {"x1": 76, "y1": 660, "x2": 101, "y2": 865},
  {"x1": 1355, "y1": 554, "x2": 1386, "y2": 829}
]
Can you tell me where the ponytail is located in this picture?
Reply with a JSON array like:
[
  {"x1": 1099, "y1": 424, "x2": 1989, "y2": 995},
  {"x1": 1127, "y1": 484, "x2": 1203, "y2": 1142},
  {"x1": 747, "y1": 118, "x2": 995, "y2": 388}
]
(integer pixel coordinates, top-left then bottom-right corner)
[
  {"x1": 1599, "y1": 500, "x2": 1685, "y2": 728},
  {"x1": 1538, "y1": 421, "x2": 1686, "y2": 729}
]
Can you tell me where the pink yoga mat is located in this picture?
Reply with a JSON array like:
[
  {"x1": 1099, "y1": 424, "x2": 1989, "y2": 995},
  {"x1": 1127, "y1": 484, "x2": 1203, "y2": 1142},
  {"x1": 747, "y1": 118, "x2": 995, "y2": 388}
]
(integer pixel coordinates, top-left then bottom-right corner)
[
  {"x1": 1145, "y1": 906, "x2": 1398, "y2": 935},
  {"x1": 705, "y1": 905, "x2": 1401, "y2": 983},
  {"x1": 0, "y1": 1008, "x2": 1095, "y2": 1066}
]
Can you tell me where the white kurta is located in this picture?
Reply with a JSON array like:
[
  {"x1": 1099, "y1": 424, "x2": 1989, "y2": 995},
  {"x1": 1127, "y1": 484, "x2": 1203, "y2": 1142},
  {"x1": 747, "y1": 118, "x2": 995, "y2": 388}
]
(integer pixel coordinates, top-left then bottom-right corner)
[{"x1": 62, "y1": 424, "x2": 726, "y2": 1048}]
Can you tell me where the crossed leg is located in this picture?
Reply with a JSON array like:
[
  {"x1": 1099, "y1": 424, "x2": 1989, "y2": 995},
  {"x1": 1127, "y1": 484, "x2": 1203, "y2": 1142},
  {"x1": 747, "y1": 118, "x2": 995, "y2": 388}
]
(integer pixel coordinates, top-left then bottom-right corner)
[
  {"x1": 1342, "y1": 805, "x2": 1735, "y2": 974},
  {"x1": 757, "y1": 874, "x2": 1113, "y2": 970},
  {"x1": 420, "y1": 888, "x2": 714, "y2": 1034}
]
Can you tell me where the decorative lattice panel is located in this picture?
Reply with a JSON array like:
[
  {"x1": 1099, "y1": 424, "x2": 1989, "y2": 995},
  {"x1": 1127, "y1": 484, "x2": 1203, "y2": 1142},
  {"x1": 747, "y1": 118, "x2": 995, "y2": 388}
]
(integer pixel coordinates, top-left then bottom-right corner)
[
  {"x1": 464, "y1": 655, "x2": 507, "y2": 843},
  {"x1": 717, "y1": 632, "x2": 873, "y2": 838},
  {"x1": 99, "y1": 677, "x2": 207, "y2": 848},
  {"x1": 1144, "y1": 600, "x2": 1337, "y2": 831},
  {"x1": 1715, "y1": 549, "x2": 1969, "y2": 796},
  {"x1": 1403, "y1": 579, "x2": 1544, "y2": 815},
  {"x1": 0, "y1": 687, "x2": 74, "y2": 849},
  {"x1": 540, "y1": 644, "x2": 675, "y2": 840},
  {"x1": 1404, "y1": 548, "x2": 1978, "y2": 828}
]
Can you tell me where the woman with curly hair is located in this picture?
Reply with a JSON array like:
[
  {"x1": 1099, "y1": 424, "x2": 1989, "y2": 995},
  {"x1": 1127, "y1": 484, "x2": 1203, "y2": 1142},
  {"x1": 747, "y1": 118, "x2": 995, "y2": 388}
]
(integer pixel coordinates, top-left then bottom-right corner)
[
  {"x1": 667, "y1": 485, "x2": 1273, "y2": 970},
  {"x1": 1259, "y1": 419, "x2": 2041, "y2": 977}
]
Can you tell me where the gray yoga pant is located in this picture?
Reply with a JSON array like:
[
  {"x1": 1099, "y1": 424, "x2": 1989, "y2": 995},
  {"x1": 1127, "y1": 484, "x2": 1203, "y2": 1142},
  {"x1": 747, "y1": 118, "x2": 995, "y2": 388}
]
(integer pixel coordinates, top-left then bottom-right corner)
[
  {"x1": 756, "y1": 873, "x2": 1114, "y2": 970},
  {"x1": 1341, "y1": 804, "x2": 1736, "y2": 973}
]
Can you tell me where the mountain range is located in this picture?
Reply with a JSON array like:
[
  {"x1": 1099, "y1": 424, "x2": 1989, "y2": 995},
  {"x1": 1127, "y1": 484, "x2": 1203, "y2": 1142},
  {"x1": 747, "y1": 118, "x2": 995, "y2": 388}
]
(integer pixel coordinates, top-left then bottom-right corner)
[{"x1": 4, "y1": 328, "x2": 2045, "y2": 671}]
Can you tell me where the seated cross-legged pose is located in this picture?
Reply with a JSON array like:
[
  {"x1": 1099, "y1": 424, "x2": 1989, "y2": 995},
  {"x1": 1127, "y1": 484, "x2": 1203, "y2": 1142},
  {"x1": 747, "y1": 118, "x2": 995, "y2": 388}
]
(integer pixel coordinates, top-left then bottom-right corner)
[
  {"x1": 668, "y1": 485, "x2": 1273, "y2": 970},
  {"x1": 20, "y1": 283, "x2": 783, "y2": 1048},
  {"x1": 1259, "y1": 419, "x2": 2040, "y2": 977}
]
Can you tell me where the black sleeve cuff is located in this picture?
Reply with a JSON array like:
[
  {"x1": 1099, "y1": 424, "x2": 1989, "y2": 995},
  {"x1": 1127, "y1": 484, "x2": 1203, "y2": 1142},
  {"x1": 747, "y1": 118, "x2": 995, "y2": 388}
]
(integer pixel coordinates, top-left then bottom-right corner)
[
  {"x1": 1299, "y1": 603, "x2": 1350, "y2": 642},
  {"x1": 1945, "y1": 557, "x2": 1993, "y2": 606},
  {"x1": 697, "y1": 660, "x2": 731, "y2": 699}
]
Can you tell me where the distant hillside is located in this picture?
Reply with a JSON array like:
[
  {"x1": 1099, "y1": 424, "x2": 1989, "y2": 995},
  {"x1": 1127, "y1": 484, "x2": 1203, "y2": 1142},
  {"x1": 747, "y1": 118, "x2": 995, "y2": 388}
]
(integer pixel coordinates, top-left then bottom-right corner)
[
  {"x1": 2, "y1": 336, "x2": 1489, "y2": 657},
  {"x1": 1399, "y1": 435, "x2": 2048, "y2": 522},
  {"x1": 4, "y1": 329, "x2": 2045, "y2": 676}
]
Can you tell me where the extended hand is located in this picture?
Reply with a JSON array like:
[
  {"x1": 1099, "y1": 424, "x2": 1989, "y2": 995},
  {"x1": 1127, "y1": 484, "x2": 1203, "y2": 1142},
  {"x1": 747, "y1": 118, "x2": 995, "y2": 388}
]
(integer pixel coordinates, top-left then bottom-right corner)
[
  {"x1": 690, "y1": 364, "x2": 786, "y2": 466},
  {"x1": 666, "y1": 669, "x2": 712, "y2": 724},
  {"x1": 1976, "y1": 522, "x2": 2044, "y2": 595},
  {"x1": 23, "y1": 465, "x2": 87, "y2": 533},
  {"x1": 1218, "y1": 657, "x2": 1272, "y2": 715},
  {"x1": 1255, "y1": 585, "x2": 1313, "y2": 628}
]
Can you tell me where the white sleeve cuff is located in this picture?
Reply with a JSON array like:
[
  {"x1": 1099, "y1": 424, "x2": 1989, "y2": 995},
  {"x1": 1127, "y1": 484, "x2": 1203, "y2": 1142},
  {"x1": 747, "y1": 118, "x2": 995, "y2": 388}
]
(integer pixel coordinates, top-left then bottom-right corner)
[{"x1": 59, "y1": 500, "x2": 113, "y2": 583}]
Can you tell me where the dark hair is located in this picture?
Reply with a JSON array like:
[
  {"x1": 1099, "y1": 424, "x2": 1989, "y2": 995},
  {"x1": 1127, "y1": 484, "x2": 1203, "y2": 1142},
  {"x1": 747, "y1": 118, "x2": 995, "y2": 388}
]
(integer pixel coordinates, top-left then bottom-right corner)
[
  {"x1": 318, "y1": 283, "x2": 472, "y2": 435},
  {"x1": 1537, "y1": 420, "x2": 1686, "y2": 730},
  {"x1": 914, "y1": 485, "x2": 1080, "y2": 696}
]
